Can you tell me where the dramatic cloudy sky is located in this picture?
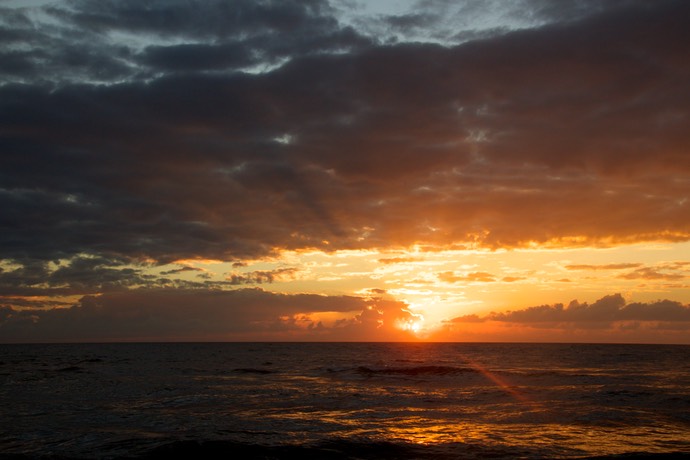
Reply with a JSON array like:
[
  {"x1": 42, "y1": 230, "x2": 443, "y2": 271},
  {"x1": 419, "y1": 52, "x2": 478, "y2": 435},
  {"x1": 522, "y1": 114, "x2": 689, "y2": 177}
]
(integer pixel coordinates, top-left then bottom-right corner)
[{"x1": 2, "y1": 0, "x2": 690, "y2": 343}]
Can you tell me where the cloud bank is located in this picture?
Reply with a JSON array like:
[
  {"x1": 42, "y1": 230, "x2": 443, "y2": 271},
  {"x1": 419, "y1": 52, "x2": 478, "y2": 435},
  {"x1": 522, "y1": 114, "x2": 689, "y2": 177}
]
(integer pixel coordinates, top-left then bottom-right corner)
[
  {"x1": 0, "y1": 288, "x2": 417, "y2": 342},
  {"x1": 2, "y1": 0, "x2": 689, "y2": 268},
  {"x1": 3, "y1": 291, "x2": 689, "y2": 343},
  {"x1": 444, "y1": 294, "x2": 690, "y2": 343}
]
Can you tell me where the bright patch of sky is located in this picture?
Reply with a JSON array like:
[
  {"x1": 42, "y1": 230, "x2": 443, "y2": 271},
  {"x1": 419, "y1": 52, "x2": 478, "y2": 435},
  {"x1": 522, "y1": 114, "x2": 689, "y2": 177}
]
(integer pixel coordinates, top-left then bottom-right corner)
[
  {"x1": 333, "y1": 0, "x2": 549, "y2": 46},
  {"x1": 147, "y1": 241, "x2": 690, "y2": 332},
  {"x1": 1, "y1": 0, "x2": 57, "y2": 7}
]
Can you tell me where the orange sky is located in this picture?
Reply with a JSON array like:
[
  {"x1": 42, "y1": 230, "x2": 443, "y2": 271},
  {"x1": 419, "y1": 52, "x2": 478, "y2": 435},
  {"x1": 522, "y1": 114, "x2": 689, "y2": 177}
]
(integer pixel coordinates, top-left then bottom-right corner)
[{"x1": 1, "y1": 0, "x2": 690, "y2": 343}]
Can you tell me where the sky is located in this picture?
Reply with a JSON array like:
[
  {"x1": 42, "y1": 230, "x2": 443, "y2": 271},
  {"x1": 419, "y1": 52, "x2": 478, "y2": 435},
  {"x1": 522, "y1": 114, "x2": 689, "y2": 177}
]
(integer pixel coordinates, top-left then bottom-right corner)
[{"x1": 1, "y1": 0, "x2": 690, "y2": 343}]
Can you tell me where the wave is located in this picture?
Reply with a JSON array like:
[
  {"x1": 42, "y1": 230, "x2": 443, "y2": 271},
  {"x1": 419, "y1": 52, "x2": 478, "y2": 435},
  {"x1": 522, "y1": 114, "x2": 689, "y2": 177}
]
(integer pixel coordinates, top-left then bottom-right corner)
[
  {"x1": 56, "y1": 366, "x2": 86, "y2": 373},
  {"x1": 353, "y1": 365, "x2": 479, "y2": 376},
  {"x1": 4, "y1": 438, "x2": 688, "y2": 460},
  {"x1": 139, "y1": 439, "x2": 425, "y2": 460},
  {"x1": 232, "y1": 368, "x2": 275, "y2": 375}
]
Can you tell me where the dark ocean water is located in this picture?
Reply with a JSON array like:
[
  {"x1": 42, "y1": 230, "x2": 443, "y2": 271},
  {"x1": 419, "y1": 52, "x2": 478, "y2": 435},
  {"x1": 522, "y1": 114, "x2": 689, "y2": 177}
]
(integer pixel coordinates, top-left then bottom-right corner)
[{"x1": 1, "y1": 342, "x2": 689, "y2": 459}]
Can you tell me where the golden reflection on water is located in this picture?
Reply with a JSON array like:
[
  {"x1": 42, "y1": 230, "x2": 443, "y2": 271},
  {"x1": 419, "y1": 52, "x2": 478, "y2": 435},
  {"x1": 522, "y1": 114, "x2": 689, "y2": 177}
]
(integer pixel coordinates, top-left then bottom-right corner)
[
  {"x1": 217, "y1": 343, "x2": 690, "y2": 457},
  {"x1": 382, "y1": 418, "x2": 493, "y2": 445},
  {"x1": 380, "y1": 419, "x2": 685, "y2": 456}
]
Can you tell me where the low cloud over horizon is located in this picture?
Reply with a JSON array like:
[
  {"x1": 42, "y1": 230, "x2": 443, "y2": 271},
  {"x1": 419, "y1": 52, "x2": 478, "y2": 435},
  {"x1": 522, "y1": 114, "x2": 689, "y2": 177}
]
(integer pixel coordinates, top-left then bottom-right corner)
[
  {"x1": 0, "y1": 288, "x2": 418, "y2": 342},
  {"x1": 2, "y1": 291, "x2": 689, "y2": 343},
  {"x1": 441, "y1": 294, "x2": 690, "y2": 343},
  {"x1": 451, "y1": 294, "x2": 690, "y2": 326}
]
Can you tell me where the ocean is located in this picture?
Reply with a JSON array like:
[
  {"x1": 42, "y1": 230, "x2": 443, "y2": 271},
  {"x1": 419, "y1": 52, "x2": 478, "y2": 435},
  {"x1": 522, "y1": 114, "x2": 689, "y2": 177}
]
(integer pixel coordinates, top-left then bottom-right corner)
[{"x1": 1, "y1": 342, "x2": 689, "y2": 459}]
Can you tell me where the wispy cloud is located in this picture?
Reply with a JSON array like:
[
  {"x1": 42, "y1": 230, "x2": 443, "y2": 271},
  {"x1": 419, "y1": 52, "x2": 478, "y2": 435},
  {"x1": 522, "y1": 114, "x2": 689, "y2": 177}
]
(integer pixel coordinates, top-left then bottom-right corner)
[
  {"x1": 227, "y1": 268, "x2": 299, "y2": 285},
  {"x1": 160, "y1": 266, "x2": 203, "y2": 275},
  {"x1": 378, "y1": 257, "x2": 422, "y2": 264},
  {"x1": 618, "y1": 268, "x2": 687, "y2": 281},
  {"x1": 439, "y1": 271, "x2": 496, "y2": 283},
  {"x1": 566, "y1": 263, "x2": 642, "y2": 270}
]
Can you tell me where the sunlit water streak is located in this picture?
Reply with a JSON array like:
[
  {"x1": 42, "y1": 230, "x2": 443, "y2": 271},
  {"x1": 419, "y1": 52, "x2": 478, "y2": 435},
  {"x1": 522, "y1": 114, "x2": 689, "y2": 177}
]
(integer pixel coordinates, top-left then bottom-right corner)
[{"x1": 1, "y1": 342, "x2": 689, "y2": 459}]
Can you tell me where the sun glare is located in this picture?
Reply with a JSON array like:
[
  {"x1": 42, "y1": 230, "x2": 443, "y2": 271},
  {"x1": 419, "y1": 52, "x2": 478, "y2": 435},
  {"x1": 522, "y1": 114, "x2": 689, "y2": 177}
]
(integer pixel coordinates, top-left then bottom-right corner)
[{"x1": 399, "y1": 317, "x2": 425, "y2": 336}]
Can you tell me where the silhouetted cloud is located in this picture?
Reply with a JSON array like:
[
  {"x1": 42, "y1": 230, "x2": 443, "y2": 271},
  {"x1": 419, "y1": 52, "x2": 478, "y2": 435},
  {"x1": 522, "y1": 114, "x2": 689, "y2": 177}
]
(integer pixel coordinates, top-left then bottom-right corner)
[
  {"x1": 227, "y1": 268, "x2": 299, "y2": 285},
  {"x1": 450, "y1": 294, "x2": 690, "y2": 329},
  {"x1": 0, "y1": 256, "x2": 148, "y2": 296},
  {"x1": 160, "y1": 266, "x2": 204, "y2": 275},
  {"x1": 0, "y1": 288, "x2": 415, "y2": 342}
]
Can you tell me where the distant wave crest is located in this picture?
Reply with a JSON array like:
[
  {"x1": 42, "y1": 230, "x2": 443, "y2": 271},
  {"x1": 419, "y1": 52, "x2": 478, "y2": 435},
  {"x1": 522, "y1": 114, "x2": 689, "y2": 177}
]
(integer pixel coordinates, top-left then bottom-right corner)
[
  {"x1": 232, "y1": 368, "x2": 275, "y2": 374},
  {"x1": 354, "y1": 365, "x2": 479, "y2": 376}
]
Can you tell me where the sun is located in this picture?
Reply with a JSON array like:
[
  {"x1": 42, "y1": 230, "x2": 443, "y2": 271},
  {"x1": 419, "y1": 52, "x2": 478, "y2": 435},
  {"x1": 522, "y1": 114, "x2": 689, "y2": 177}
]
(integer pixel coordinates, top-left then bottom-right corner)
[{"x1": 398, "y1": 315, "x2": 425, "y2": 337}]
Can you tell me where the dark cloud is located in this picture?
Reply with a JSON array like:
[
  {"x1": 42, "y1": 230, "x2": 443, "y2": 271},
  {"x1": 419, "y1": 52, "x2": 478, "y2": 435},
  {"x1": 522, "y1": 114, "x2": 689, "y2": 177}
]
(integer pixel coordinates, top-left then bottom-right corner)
[
  {"x1": 140, "y1": 43, "x2": 255, "y2": 72},
  {"x1": 0, "y1": 0, "x2": 370, "y2": 85},
  {"x1": 0, "y1": 256, "x2": 148, "y2": 297},
  {"x1": 493, "y1": 294, "x2": 629, "y2": 324},
  {"x1": 159, "y1": 266, "x2": 203, "y2": 276},
  {"x1": 227, "y1": 268, "x2": 299, "y2": 285},
  {"x1": 4, "y1": 1, "x2": 689, "y2": 261},
  {"x1": 58, "y1": 0, "x2": 334, "y2": 39},
  {"x1": 0, "y1": 288, "x2": 414, "y2": 342},
  {"x1": 0, "y1": 257, "x2": 240, "y2": 301},
  {"x1": 451, "y1": 294, "x2": 690, "y2": 329},
  {"x1": 447, "y1": 313, "x2": 485, "y2": 323}
]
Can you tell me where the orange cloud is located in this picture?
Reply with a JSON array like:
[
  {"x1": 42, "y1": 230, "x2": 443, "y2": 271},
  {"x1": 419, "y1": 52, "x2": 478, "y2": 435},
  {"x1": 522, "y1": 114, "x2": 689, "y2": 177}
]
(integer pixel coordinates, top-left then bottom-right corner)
[
  {"x1": 566, "y1": 263, "x2": 642, "y2": 270},
  {"x1": 378, "y1": 257, "x2": 422, "y2": 264},
  {"x1": 501, "y1": 276, "x2": 525, "y2": 282},
  {"x1": 618, "y1": 268, "x2": 686, "y2": 281},
  {"x1": 438, "y1": 271, "x2": 496, "y2": 283}
]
